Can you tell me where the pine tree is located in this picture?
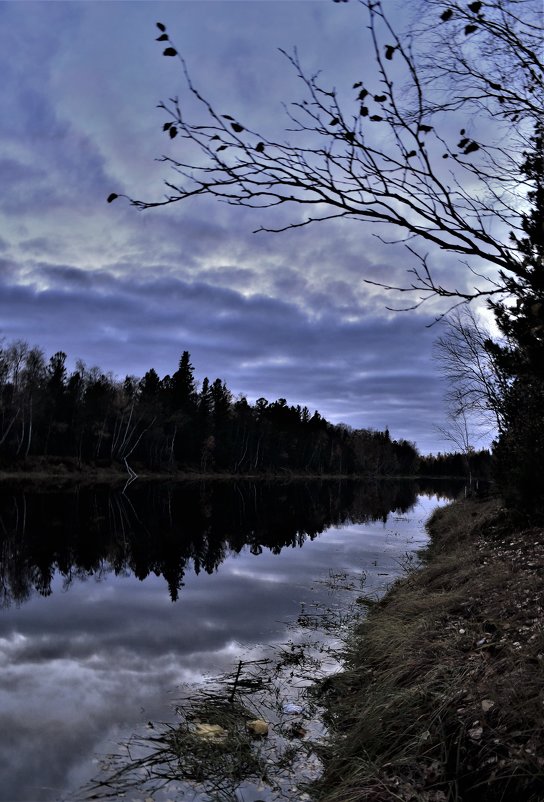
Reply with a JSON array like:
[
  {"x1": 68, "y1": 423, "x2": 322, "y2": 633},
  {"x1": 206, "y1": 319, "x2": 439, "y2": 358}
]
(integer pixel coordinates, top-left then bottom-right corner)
[
  {"x1": 487, "y1": 126, "x2": 544, "y2": 513},
  {"x1": 171, "y1": 351, "x2": 196, "y2": 412}
]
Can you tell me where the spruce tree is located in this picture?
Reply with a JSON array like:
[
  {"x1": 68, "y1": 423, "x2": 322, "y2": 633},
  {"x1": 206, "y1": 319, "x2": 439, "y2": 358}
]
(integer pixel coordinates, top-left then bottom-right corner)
[
  {"x1": 487, "y1": 126, "x2": 544, "y2": 513},
  {"x1": 172, "y1": 351, "x2": 197, "y2": 412}
]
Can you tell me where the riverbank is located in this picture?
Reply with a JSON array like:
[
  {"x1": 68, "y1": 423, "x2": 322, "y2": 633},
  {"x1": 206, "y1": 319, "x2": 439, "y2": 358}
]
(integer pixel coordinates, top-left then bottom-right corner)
[
  {"x1": 313, "y1": 496, "x2": 544, "y2": 801},
  {"x1": 0, "y1": 457, "x2": 464, "y2": 485}
]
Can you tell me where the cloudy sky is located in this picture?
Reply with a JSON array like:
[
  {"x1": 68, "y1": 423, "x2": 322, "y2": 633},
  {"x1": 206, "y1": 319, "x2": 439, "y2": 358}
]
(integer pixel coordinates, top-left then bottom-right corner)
[{"x1": 0, "y1": 0, "x2": 486, "y2": 454}]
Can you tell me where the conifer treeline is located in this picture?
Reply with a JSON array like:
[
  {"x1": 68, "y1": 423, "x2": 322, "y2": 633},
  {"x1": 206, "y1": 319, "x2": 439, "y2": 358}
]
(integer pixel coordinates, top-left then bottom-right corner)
[
  {"x1": 0, "y1": 341, "x2": 425, "y2": 475},
  {"x1": 419, "y1": 449, "x2": 492, "y2": 481}
]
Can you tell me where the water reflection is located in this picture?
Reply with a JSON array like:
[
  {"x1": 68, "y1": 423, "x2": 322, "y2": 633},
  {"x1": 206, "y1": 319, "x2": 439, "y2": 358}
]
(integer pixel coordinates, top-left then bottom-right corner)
[
  {"x1": 0, "y1": 478, "x2": 460, "y2": 607},
  {"x1": 0, "y1": 478, "x2": 462, "y2": 801}
]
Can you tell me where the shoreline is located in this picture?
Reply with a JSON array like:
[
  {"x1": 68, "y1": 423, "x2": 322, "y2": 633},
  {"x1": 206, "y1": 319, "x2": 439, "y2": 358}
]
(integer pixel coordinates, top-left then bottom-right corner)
[
  {"x1": 313, "y1": 496, "x2": 544, "y2": 802},
  {"x1": 0, "y1": 462, "x2": 469, "y2": 484}
]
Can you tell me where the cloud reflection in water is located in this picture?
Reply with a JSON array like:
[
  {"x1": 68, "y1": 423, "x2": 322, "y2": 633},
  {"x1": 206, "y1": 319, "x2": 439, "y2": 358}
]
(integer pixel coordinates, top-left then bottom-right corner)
[{"x1": 0, "y1": 480, "x2": 458, "y2": 800}]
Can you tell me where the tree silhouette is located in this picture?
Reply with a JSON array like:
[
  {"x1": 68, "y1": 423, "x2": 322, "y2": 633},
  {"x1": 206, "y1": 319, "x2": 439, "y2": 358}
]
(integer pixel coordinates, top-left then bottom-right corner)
[
  {"x1": 110, "y1": 0, "x2": 543, "y2": 511},
  {"x1": 486, "y1": 126, "x2": 544, "y2": 512},
  {"x1": 171, "y1": 351, "x2": 197, "y2": 412},
  {"x1": 434, "y1": 307, "x2": 506, "y2": 435},
  {"x1": 0, "y1": 339, "x2": 427, "y2": 478},
  {"x1": 114, "y1": 0, "x2": 542, "y2": 316}
]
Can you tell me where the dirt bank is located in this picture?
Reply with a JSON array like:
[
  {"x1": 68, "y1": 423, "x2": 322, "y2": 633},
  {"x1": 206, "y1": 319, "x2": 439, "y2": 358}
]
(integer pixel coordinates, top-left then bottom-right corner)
[{"x1": 313, "y1": 497, "x2": 544, "y2": 801}]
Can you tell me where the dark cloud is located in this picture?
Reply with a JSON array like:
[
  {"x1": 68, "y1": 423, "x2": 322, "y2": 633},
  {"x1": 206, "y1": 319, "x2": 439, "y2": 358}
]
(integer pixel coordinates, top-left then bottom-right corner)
[
  {"x1": 0, "y1": 0, "x2": 466, "y2": 459},
  {"x1": 0, "y1": 262, "x2": 446, "y2": 450}
]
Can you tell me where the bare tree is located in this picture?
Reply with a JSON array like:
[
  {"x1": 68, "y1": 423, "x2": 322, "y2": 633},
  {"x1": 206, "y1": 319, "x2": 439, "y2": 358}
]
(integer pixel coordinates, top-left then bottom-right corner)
[
  {"x1": 111, "y1": 0, "x2": 543, "y2": 316},
  {"x1": 435, "y1": 398, "x2": 478, "y2": 487},
  {"x1": 434, "y1": 306, "x2": 506, "y2": 433},
  {"x1": 433, "y1": 308, "x2": 503, "y2": 485}
]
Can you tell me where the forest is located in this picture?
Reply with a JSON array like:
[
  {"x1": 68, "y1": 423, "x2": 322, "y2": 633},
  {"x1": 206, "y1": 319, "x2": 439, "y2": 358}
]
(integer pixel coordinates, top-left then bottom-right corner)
[{"x1": 0, "y1": 339, "x2": 486, "y2": 478}]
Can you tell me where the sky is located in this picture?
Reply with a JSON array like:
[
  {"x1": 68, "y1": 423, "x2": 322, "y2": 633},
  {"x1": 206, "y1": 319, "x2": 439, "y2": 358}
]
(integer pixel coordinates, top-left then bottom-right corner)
[{"x1": 0, "y1": 0, "x2": 492, "y2": 455}]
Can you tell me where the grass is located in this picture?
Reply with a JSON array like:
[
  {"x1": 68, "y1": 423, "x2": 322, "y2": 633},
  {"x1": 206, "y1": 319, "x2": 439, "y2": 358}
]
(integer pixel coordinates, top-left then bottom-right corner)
[{"x1": 312, "y1": 497, "x2": 544, "y2": 802}]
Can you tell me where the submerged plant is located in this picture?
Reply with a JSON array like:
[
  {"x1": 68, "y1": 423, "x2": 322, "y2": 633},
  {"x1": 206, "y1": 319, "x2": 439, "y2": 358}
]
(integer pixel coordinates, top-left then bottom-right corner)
[{"x1": 82, "y1": 571, "x2": 365, "y2": 802}]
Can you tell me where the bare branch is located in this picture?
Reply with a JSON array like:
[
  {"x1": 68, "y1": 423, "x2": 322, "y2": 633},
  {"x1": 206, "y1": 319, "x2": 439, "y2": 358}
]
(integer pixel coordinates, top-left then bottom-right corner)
[{"x1": 119, "y1": 1, "x2": 543, "y2": 308}]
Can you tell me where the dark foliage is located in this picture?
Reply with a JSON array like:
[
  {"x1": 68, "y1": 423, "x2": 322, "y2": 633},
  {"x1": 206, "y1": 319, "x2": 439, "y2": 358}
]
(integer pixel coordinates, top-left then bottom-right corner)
[
  {"x1": 486, "y1": 127, "x2": 544, "y2": 514},
  {"x1": 0, "y1": 343, "x2": 420, "y2": 477},
  {"x1": 419, "y1": 448, "x2": 492, "y2": 482}
]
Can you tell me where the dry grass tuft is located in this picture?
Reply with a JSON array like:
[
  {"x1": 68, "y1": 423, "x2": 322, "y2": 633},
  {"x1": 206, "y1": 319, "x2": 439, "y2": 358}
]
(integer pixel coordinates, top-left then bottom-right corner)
[{"x1": 313, "y1": 497, "x2": 544, "y2": 802}]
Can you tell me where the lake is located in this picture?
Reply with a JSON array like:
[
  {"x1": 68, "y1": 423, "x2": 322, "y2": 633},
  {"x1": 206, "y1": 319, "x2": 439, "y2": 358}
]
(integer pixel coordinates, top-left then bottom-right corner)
[{"x1": 0, "y1": 478, "x2": 459, "y2": 801}]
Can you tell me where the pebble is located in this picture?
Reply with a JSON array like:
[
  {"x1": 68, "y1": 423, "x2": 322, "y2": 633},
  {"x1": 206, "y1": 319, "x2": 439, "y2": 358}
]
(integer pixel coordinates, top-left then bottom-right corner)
[{"x1": 246, "y1": 719, "x2": 269, "y2": 737}]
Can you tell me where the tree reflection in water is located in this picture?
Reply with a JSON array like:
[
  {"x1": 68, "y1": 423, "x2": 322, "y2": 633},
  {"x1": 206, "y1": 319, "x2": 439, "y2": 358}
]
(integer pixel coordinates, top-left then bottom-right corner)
[{"x1": 0, "y1": 478, "x2": 461, "y2": 607}]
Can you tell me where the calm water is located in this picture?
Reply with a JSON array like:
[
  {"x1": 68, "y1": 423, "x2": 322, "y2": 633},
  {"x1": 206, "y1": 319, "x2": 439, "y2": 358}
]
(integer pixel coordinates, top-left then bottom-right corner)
[{"x1": 0, "y1": 479, "x2": 458, "y2": 801}]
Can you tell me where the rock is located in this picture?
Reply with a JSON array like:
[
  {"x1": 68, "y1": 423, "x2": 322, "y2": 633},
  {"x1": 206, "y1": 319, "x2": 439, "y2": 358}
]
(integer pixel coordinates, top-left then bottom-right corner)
[
  {"x1": 194, "y1": 723, "x2": 227, "y2": 741},
  {"x1": 246, "y1": 719, "x2": 269, "y2": 737}
]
